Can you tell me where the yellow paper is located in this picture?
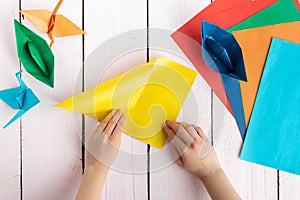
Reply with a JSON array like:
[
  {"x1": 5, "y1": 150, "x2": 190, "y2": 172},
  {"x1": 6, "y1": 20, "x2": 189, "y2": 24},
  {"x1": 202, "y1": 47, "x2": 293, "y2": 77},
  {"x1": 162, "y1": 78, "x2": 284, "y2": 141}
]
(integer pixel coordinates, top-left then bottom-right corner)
[
  {"x1": 20, "y1": 0, "x2": 85, "y2": 47},
  {"x1": 56, "y1": 57, "x2": 197, "y2": 149}
]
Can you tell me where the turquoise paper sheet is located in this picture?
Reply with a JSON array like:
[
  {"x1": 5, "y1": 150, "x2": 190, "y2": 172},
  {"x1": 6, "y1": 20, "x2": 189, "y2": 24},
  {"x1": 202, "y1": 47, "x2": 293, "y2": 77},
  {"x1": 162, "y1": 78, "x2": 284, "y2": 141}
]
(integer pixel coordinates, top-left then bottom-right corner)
[{"x1": 240, "y1": 38, "x2": 300, "y2": 175}]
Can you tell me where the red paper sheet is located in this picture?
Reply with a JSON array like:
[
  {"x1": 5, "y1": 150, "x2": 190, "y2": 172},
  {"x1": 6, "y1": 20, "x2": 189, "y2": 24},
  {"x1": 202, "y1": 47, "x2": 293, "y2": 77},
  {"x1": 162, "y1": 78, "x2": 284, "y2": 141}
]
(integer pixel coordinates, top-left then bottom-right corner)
[{"x1": 171, "y1": 0, "x2": 278, "y2": 114}]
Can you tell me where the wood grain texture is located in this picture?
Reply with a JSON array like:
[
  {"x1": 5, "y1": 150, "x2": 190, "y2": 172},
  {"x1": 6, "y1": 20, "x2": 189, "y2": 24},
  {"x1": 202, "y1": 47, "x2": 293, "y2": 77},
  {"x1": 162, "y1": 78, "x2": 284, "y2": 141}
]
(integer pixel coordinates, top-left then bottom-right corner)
[
  {"x1": 84, "y1": 0, "x2": 148, "y2": 199},
  {"x1": 213, "y1": 94, "x2": 278, "y2": 200},
  {"x1": 149, "y1": 76, "x2": 212, "y2": 200},
  {"x1": 0, "y1": 1, "x2": 21, "y2": 199},
  {"x1": 149, "y1": 1, "x2": 212, "y2": 199},
  {"x1": 1, "y1": 0, "x2": 300, "y2": 199},
  {"x1": 21, "y1": 0, "x2": 83, "y2": 199},
  {"x1": 280, "y1": 172, "x2": 300, "y2": 200}
]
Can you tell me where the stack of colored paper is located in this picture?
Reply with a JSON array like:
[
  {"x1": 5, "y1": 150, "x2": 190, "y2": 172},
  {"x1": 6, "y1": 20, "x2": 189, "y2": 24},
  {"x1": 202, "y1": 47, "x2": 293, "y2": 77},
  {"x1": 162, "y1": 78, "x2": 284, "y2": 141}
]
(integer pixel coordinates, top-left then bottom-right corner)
[
  {"x1": 240, "y1": 38, "x2": 300, "y2": 175},
  {"x1": 172, "y1": 0, "x2": 300, "y2": 175}
]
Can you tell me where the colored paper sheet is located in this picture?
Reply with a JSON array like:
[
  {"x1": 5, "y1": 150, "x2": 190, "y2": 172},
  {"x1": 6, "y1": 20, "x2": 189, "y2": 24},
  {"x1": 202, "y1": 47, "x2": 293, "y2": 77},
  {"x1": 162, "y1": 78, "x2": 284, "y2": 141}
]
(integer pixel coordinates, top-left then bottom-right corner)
[
  {"x1": 0, "y1": 71, "x2": 40, "y2": 128},
  {"x1": 20, "y1": 0, "x2": 86, "y2": 47},
  {"x1": 229, "y1": 0, "x2": 300, "y2": 32},
  {"x1": 14, "y1": 20, "x2": 55, "y2": 88},
  {"x1": 233, "y1": 21, "x2": 300, "y2": 127},
  {"x1": 171, "y1": 0, "x2": 277, "y2": 122},
  {"x1": 202, "y1": 21, "x2": 246, "y2": 138},
  {"x1": 56, "y1": 57, "x2": 197, "y2": 149},
  {"x1": 240, "y1": 38, "x2": 300, "y2": 175}
]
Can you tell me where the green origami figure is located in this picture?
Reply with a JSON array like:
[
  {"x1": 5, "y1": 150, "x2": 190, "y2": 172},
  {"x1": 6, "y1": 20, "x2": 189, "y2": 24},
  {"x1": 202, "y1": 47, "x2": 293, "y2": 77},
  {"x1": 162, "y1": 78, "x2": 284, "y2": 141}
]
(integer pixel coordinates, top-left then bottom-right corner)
[{"x1": 14, "y1": 20, "x2": 55, "y2": 88}]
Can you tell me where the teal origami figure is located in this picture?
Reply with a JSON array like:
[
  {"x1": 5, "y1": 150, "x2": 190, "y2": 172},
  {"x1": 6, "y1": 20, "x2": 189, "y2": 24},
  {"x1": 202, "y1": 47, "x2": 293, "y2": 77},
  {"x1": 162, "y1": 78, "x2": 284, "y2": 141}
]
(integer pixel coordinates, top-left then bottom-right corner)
[
  {"x1": 0, "y1": 71, "x2": 40, "y2": 128},
  {"x1": 202, "y1": 20, "x2": 247, "y2": 139}
]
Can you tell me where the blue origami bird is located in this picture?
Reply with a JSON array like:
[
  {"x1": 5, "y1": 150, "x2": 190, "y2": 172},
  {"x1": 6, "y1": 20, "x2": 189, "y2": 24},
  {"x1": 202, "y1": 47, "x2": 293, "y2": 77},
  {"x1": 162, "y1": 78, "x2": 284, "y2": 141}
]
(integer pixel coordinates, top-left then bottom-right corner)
[
  {"x1": 202, "y1": 20, "x2": 247, "y2": 139},
  {"x1": 0, "y1": 71, "x2": 40, "y2": 128}
]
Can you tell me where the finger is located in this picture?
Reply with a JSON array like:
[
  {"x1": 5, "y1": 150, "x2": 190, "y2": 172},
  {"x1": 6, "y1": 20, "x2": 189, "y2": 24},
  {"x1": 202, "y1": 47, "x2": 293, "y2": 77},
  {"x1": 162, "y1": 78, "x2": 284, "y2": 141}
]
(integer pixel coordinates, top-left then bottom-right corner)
[
  {"x1": 169, "y1": 143, "x2": 184, "y2": 168},
  {"x1": 103, "y1": 110, "x2": 123, "y2": 137},
  {"x1": 99, "y1": 109, "x2": 117, "y2": 131},
  {"x1": 163, "y1": 123, "x2": 176, "y2": 139},
  {"x1": 111, "y1": 113, "x2": 126, "y2": 135},
  {"x1": 176, "y1": 157, "x2": 184, "y2": 167},
  {"x1": 192, "y1": 124, "x2": 206, "y2": 139},
  {"x1": 169, "y1": 144, "x2": 180, "y2": 161},
  {"x1": 166, "y1": 121, "x2": 193, "y2": 145},
  {"x1": 109, "y1": 114, "x2": 126, "y2": 145},
  {"x1": 176, "y1": 126, "x2": 194, "y2": 146},
  {"x1": 91, "y1": 120, "x2": 107, "y2": 139},
  {"x1": 166, "y1": 120, "x2": 181, "y2": 132},
  {"x1": 163, "y1": 124, "x2": 187, "y2": 153},
  {"x1": 181, "y1": 122, "x2": 202, "y2": 142}
]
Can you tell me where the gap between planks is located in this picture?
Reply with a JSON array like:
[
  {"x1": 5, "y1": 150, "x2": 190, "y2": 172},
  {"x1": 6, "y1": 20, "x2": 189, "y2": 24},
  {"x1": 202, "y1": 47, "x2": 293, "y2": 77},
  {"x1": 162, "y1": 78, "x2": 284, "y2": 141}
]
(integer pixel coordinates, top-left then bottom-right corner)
[
  {"x1": 81, "y1": 0, "x2": 86, "y2": 174},
  {"x1": 19, "y1": 0, "x2": 23, "y2": 199},
  {"x1": 146, "y1": 1, "x2": 150, "y2": 199}
]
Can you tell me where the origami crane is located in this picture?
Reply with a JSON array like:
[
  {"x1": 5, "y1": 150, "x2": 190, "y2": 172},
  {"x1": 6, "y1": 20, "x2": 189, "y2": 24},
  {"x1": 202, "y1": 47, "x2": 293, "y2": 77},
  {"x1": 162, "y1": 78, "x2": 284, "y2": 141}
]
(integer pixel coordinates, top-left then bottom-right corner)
[
  {"x1": 56, "y1": 57, "x2": 197, "y2": 149},
  {"x1": 0, "y1": 71, "x2": 40, "y2": 128},
  {"x1": 171, "y1": 0, "x2": 277, "y2": 139},
  {"x1": 20, "y1": 0, "x2": 85, "y2": 47},
  {"x1": 202, "y1": 21, "x2": 247, "y2": 139},
  {"x1": 14, "y1": 20, "x2": 55, "y2": 88}
]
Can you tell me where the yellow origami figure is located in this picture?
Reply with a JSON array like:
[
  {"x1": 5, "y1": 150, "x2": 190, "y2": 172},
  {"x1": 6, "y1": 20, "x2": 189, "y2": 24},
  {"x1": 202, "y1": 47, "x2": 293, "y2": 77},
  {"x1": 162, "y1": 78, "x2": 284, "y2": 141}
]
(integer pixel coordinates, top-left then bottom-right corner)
[
  {"x1": 20, "y1": 0, "x2": 86, "y2": 47},
  {"x1": 56, "y1": 57, "x2": 197, "y2": 149}
]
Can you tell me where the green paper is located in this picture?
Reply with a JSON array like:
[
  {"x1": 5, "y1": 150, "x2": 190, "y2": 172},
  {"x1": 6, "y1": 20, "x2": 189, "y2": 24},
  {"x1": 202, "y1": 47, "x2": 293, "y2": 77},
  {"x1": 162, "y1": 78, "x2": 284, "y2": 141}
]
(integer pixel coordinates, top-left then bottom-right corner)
[
  {"x1": 228, "y1": 0, "x2": 300, "y2": 32},
  {"x1": 14, "y1": 20, "x2": 55, "y2": 88}
]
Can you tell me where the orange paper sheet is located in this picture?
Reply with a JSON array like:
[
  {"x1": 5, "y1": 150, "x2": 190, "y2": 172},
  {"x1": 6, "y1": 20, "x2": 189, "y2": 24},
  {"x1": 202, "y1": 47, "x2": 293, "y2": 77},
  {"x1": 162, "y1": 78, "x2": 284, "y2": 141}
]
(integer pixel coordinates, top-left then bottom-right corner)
[
  {"x1": 233, "y1": 21, "x2": 300, "y2": 126},
  {"x1": 21, "y1": 0, "x2": 85, "y2": 47}
]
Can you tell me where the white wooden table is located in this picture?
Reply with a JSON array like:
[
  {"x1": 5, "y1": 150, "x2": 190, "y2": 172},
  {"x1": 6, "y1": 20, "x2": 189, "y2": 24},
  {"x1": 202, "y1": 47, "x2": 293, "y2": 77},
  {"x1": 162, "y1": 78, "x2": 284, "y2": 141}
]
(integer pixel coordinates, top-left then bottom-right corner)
[{"x1": 0, "y1": 0, "x2": 300, "y2": 199}]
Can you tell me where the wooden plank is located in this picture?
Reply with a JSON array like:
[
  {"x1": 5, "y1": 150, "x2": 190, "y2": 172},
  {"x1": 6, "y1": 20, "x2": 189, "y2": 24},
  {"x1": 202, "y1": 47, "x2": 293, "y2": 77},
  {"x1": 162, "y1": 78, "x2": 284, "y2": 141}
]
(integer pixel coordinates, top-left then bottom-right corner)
[
  {"x1": 21, "y1": 0, "x2": 83, "y2": 199},
  {"x1": 213, "y1": 94, "x2": 278, "y2": 200},
  {"x1": 84, "y1": 0, "x2": 148, "y2": 199},
  {"x1": 0, "y1": 1, "x2": 21, "y2": 199},
  {"x1": 149, "y1": 75, "x2": 212, "y2": 200},
  {"x1": 280, "y1": 172, "x2": 300, "y2": 200},
  {"x1": 149, "y1": 1, "x2": 212, "y2": 199}
]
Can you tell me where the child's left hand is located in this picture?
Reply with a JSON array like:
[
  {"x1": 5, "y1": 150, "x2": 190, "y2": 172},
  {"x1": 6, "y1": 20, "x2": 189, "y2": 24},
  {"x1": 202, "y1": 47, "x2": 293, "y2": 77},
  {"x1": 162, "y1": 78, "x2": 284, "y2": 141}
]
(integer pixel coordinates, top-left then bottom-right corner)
[{"x1": 86, "y1": 109, "x2": 126, "y2": 173}]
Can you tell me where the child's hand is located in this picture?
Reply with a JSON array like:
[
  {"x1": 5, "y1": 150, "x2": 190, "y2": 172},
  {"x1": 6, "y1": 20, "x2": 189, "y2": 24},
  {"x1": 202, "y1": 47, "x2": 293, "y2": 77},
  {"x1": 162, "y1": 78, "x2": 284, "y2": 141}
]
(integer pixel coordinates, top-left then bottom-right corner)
[
  {"x1": 163, "y1": 120, "x2": 221, "y2": 180},
  {"x1": 77, "y1": 110, "x2": 126, "y2": 200},
  {"x1": 86, "y1": 109, "x2": 126, "y2": 173}
]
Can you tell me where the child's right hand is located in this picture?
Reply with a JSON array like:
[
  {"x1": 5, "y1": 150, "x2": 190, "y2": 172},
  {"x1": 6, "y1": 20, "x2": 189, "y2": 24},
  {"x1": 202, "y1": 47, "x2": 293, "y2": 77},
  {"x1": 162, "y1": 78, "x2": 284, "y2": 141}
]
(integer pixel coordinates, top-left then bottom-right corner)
[{"x1": 163, "y1": 120, "x2": 221, "y2": 180}]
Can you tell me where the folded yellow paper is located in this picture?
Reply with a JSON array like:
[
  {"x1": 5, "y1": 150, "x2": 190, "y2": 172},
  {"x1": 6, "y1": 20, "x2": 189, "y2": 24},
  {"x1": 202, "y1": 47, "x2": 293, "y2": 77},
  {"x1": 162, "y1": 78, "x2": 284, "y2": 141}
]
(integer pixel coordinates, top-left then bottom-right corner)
[{"x1": 56, "y1": 57, "x2": 197, "y2": 149}]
